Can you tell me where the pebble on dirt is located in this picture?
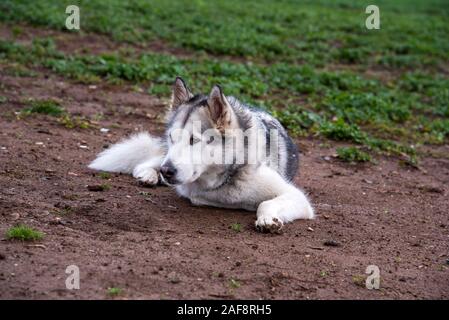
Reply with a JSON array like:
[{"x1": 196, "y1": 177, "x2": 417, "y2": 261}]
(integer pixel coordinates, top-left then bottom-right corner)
[
  {"x1": 324, "y1": 240, "x2": 341, "y2": 247},
  {"x1": 87, "y1": 184, "x2": 108, "y2": 192}
]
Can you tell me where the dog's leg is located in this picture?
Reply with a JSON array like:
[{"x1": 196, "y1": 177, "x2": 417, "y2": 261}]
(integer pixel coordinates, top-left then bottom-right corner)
[
  {"x1": 132, "y1": 155, "x2": 165, "y2": 185},
  {"x1": 253, "y1": 166, "x2": 314, "y2": 233}
]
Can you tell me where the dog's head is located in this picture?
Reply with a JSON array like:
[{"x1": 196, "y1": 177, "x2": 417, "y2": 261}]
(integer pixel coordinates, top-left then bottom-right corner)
[{"x1": 160, "y1": 77, "x2": 244, "y2": 185}]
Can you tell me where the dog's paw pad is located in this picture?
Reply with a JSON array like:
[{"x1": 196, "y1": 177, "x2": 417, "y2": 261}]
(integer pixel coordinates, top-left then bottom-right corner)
[
  {"x1": 134, "y1": 168, "x2": 159, "y2": 186},
  {"x1": 255, "y1": 216, "x2": 284, "y2": 234}
]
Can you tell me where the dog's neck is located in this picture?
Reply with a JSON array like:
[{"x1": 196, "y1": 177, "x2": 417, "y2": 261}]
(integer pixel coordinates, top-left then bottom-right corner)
[{"x1": 195, "y1": 164, "x2": 243, "y2": 190}]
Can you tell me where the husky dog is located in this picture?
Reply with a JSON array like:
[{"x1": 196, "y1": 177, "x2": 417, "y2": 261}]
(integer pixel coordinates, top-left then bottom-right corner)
[{"x1": 89, "y1": 77, "x2": 314, "y2": 233}]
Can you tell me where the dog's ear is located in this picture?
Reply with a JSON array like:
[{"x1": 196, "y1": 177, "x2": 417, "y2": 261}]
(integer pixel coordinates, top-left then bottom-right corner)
[
  {"x1": 207, "y1": 85, "x2": 234, "y2": 131},
  {"x1": 171, "y1": 77, "x2": 193, "y2": 109}
]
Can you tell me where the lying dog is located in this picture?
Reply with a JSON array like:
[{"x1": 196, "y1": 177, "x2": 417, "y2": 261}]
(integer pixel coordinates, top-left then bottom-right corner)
[{"x1": 89, "y1": 77, "x2": 314, "y2": 233}]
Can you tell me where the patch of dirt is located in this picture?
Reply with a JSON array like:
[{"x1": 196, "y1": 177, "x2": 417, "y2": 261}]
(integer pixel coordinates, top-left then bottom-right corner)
[
  {"x1": 1, "y1": 71, "x2": 448, "y2": 299},
  {"x1": 0, "y1": 23, "x2": 194, "y2": 58},
  {"x1": 0, "y1": 24, "x2": 448, "y2": 299}
]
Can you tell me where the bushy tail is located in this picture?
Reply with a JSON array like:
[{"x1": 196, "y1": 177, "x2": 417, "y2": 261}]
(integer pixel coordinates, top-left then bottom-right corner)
[{"x1": 88, "y1": 132, "x2": 166, "y2": 174}]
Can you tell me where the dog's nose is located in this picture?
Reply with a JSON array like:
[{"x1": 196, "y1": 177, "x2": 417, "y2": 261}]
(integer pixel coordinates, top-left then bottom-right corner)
[{"x1": 160, "y1": 164, "x2": 177, "y2": 179}]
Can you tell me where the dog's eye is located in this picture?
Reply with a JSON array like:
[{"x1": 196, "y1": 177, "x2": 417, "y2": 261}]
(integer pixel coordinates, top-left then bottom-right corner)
[
  {"x1": 189, "y1": 135, "x2": 200, "y2": 145},
  {"x1": 207, "y1": 136, "x2": 214, "y2": 144}
]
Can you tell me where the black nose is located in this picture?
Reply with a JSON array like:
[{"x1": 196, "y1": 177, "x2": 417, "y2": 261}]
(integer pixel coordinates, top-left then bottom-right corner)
[{"x1": 160, "y1": 164, "x2": 177, "y2": 180}]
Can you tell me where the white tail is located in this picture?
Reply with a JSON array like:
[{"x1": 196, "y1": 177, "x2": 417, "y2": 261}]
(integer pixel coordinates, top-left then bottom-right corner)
[{"x1": 88, "y1": 132, "x2": 166, "y2": 174}]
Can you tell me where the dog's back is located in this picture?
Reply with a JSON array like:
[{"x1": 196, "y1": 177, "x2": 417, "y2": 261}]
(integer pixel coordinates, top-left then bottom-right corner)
[{"x1": 227, "y1": 97, "x2": 299, "y2": 182}]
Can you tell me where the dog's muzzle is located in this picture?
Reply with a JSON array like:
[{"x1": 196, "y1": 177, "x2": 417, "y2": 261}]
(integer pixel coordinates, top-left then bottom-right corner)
[{"x1": 160, "y1": 162, "x2": 179, "y2": 185}]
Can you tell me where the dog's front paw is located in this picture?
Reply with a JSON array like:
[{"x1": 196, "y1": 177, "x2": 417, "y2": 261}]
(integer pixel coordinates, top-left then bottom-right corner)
[
  {"x1": 255, "y1": 214, "x2": 284, "y2": 234},
  {"x1": 133, "y1": 166, "x2": 159, "y2": 186}
]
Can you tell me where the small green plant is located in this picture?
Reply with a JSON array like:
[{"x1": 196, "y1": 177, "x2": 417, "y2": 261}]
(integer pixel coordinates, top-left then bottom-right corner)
[
  {"x1": 107, "y1": 287, "x2": 123, "y2": 296},
  {"x1": 98, "y1": 172, "x2": 111, "y2": 179},
  {"x1": 100, "y1": 183, "x2": 111, "y2": 191},
  {"x1": 58, "y1": 114, "x2": 91, "y2": 129},
  {"x1": 21, "y1": 99, "x2": 64, "y2": 116},
  {"x1": 319, "y1": 270, "x2": 328, "y2": 277},
  {"x1": 6, "y1": 225, "x2": 44, "y2": 241},
  {"x1": 336, "y1": 147, "x2": 371, "y2": 163},
  {"x1": 230, "y1": 223, "x2": 242, "y2": 232},
  {"x1": 352, "y1": 275, "x2": 366, "y2": 288},
  {"x1": 0, "y1": 96, "x2": 7, "y2": 103},
  {"x1": 229, "y1": 279, "x2": 241, "y2": 289},
  {"x1": 319, "y1": 119, "x2": 366, "y2": 143}
]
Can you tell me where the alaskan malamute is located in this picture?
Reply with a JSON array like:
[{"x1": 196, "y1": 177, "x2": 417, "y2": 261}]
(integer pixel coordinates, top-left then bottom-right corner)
[{"x1": 89, "y1": 77, "x2": 314, "y2": 233}]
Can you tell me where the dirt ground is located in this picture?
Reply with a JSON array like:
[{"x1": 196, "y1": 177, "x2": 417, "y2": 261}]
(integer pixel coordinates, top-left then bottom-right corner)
[{"x1": 0, "y1": 27, "x2": 448, "y2": 300}]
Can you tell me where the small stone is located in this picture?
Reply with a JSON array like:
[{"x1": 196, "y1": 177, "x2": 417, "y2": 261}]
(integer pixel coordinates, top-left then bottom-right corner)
[
  {"x1": 324, "y1": 240, "x2": 341, "y2": 247},
  {"x1": 100, "y1": 128, "x2": 110, "y2": 133},
  {"x1": 87, "y1": 185, "x2": 106, "y2": 192},
  {"x1": 11, "y1": 212, "x2": 20, "y2": 220},
  {"x1": 307, "y1": 227, "x2": 314, "y2": 232},
  {"x1": 54, "y1": 217, "x2": 65, "y2": 225},
  {"x1": 168, "y1": 272, "x2": 181, "y2": 284}
]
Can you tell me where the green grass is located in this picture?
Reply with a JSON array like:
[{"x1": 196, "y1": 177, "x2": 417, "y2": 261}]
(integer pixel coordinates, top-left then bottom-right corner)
[
  {"x1": 17, "y1": 97, "x2": 92, "y2": 130},
  {"x1": 6, "y1": 225, "x2": 44, "y2": 241},
  {"x1": 336, "y1": 146, "x2": 371, "y2": 163},
  {"x1": 58, "y1": 114, "x2": 91, "y2": 129},
  {"x1": 98, "y1": 172, "x2": 111, "y2": 179},
  {"x1": 106, "y1": 287, "x2": 123, "y2": 297},
  {"x1": 352, "y1": 274, "x2": 366, "y2": 288},
  {"x1": 21, "y1": 99, "x2": 64, "y2": 116},
  {"x1": 0, "y1": 0, "x2": 447, "y2": 163},
  {"x1": 1, "y1": 0, "x2": 447, "y2": 68},
  {"x1": 229, "y1": 279, "x2": 241, "y2": 289},
  {"x1": 230, "y1": 223, "x2": 242, "y2": 233}
]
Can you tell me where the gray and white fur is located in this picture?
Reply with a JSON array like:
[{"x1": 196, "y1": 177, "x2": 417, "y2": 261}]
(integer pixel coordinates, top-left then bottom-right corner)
[{"x1": 89, "y1": 77, "x2": 314, "y2": 233}]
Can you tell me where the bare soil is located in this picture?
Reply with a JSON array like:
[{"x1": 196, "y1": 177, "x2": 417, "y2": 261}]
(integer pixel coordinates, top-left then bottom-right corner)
[{"x1": 0, "y1": 26, "x2": 448, "y2": 300}]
